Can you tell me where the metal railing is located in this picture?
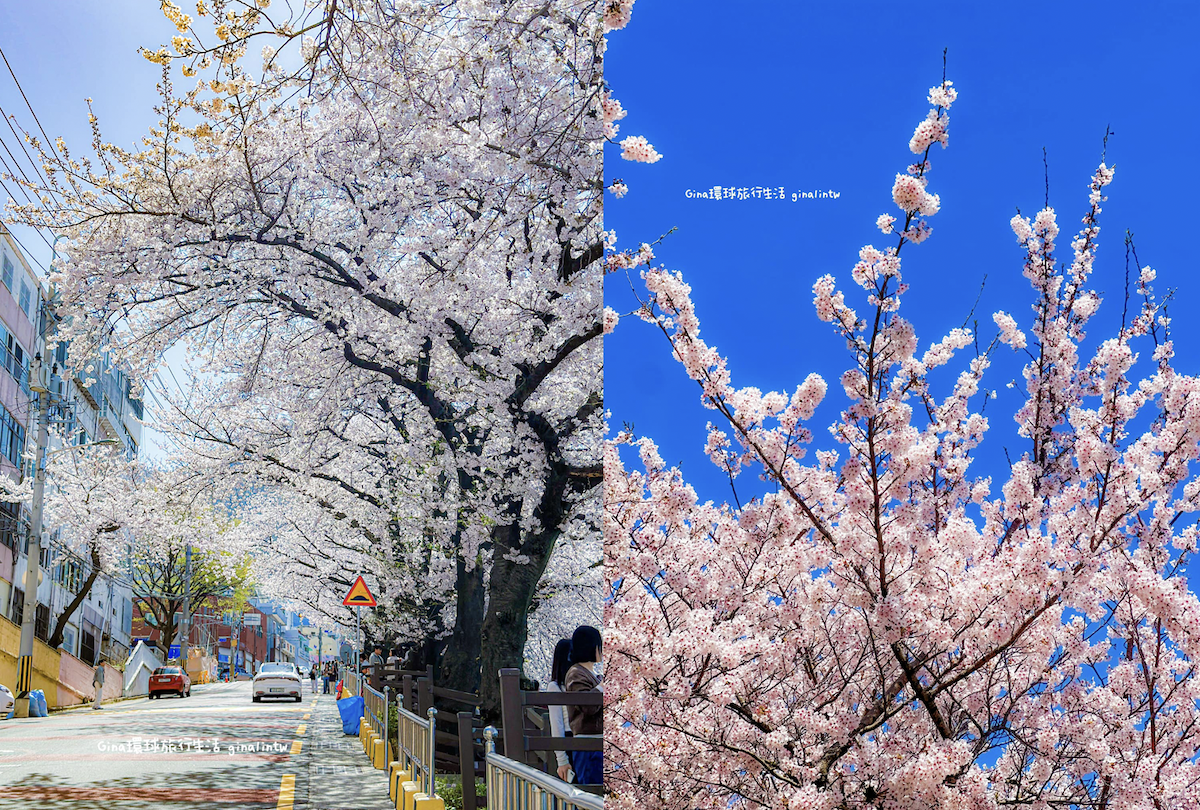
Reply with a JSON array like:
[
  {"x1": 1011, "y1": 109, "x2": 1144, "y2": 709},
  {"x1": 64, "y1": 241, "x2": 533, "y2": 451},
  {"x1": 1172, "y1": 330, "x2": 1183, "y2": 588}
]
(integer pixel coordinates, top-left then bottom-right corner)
[
  {"x1": 341, "y1": 665, "x2": 359, "y2": 696},
  {"x1": 363, "y1": 681, "x2": 390, "y2": 763},
  {"x1": 483, "y1": 727, "x2": 603, "y2": 810},
  {"x1": 397, "y1": 700, "x2": 439, "y2": 799}
]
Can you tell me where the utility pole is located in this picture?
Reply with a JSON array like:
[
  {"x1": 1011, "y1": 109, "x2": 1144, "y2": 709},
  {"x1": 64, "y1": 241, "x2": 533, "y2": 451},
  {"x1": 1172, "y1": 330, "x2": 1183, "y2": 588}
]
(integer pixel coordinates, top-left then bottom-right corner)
[
  {"x1": 13, "y1": 338, "x2": 51, "y2": 718},
  {"x1": 178, "y1": 543, "x2": 192, "y2": 672}
]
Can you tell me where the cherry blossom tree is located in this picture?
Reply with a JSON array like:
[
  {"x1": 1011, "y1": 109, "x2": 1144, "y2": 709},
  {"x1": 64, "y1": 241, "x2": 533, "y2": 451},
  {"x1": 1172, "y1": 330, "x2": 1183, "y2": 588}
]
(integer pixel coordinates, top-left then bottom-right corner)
[
  {"x1": 4, "y1": 440, "x2": 253, "y2": 654},
  {"x1": 7, "y1": 0, "x2": 604, "y2": 713},
  {"x1": 604, "y1": 46, "x2": 1200, "y2": 810},
  {"x1": 40, "y1": 442, "x2": 148, "y2": 650}
]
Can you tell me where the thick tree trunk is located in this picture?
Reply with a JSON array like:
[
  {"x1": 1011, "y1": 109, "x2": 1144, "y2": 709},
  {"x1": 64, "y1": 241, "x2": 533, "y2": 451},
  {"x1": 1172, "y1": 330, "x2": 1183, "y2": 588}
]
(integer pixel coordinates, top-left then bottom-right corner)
[
  {"x1": 47, "y1": 544, "x2": 103, "y2": 651},
  {"x1": 439, "y1": 552, "x2": 485, "y2": 696},
  {"x1": 477, "y1": 521, "x2": 557, "y2": 721},
  {"x1": 401, "y1": 633, "x2": 445, "y2": 671}
]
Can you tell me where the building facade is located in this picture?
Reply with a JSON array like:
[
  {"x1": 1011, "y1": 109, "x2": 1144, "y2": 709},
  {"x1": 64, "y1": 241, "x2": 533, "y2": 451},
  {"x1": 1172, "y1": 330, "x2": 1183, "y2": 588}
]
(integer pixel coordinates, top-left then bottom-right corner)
[{"x1": 0, "y1": 227, "x2": 143, "y2": 671}]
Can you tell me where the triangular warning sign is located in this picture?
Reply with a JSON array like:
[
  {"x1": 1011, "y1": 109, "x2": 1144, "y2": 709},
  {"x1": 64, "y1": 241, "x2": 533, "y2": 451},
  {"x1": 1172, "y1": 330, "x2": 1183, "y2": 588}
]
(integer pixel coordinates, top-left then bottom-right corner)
[{"x1": 343, "y1": 576, "x2": 377, "y2": 607}]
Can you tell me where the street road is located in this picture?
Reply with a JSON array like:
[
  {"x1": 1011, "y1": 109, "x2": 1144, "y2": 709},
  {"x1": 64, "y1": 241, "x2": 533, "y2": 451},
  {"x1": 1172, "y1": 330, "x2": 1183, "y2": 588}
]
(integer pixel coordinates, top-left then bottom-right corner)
[{"x1": 0, "y1": 680, "x2": 325, "y2": 809}]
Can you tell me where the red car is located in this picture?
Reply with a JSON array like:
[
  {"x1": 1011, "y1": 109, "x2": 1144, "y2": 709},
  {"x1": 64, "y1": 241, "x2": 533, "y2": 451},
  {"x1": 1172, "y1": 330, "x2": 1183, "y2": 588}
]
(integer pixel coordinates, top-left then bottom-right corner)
[{"x1": 148, "y1": 666, "x2": 191, "y2": 699}]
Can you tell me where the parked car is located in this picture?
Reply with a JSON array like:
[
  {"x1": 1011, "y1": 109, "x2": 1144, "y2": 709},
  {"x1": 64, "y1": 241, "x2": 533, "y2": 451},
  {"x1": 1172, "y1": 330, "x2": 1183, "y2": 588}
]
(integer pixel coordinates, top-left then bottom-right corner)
[
  {"x1": 252, "y1": 662, "x2": 302, "y2": 702},
  {"x1": 0, "y1": 683, "x2": 13, "y2": 717},
  {"x1": 148, "y1": 666, "x2": 191, "y2": 699}
]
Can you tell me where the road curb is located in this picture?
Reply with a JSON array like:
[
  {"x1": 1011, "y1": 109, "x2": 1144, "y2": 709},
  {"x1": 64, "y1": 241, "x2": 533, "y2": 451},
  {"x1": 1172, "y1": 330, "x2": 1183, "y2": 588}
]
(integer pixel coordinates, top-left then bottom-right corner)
[{"x1": 48, "y1": 694, "x2": 145, "y2": 713}]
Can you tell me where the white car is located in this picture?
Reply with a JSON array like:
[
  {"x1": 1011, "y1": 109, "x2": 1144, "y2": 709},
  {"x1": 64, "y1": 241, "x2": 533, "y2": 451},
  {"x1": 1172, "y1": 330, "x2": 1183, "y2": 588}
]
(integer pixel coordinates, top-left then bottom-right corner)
[
  {"x1": 0, "y1": 683, "x2": 13, "y2": 717},
  {"x1": 252, "y1": 662, "x2": 303, "y2": 702}
]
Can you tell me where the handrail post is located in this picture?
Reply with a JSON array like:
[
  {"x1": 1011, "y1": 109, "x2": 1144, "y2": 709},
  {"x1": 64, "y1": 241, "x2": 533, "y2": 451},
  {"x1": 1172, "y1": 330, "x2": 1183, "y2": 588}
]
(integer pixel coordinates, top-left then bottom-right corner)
[
  {"x1": 483, "y1": 726, "x2": 497, "y2": 810},
  {"x1": 498, "y1": 668, "x2": 524, "y2": 762},
  {"x1": 418, "y1": 676, "x2": 433, "y2": 715},
  {"x1": 426, "y1": 705, "x2": 438, "y2": 798},
  {"x1": 458, "y1": 712, "x2": 475, "y2": 810},
  {"x1": 383, "y1": 685, "x2": 390, "y2": 753}
]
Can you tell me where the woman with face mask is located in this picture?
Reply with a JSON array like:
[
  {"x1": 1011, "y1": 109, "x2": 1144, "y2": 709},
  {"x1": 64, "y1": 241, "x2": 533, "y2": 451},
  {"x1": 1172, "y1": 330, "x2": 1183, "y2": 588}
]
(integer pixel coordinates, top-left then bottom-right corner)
[{"x1": 564, "y1": 625, "x2": 603, "y2": 787}]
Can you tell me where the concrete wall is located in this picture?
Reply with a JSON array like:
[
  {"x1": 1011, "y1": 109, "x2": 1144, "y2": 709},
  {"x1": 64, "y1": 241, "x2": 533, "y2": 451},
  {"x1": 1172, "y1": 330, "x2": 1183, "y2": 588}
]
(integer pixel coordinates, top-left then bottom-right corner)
[
  {"x1": 57, "y1": 647, "x2": 122, "y2": 705},
  {"x1": 0, "y1": 613, "x2": 65, "y2": 704},
  {"x1": 123, "y1": 641, "x2": 163, "y2": 697},
  {"x1": 0, "y1": 613, "x2": 123, "y2": 707}
]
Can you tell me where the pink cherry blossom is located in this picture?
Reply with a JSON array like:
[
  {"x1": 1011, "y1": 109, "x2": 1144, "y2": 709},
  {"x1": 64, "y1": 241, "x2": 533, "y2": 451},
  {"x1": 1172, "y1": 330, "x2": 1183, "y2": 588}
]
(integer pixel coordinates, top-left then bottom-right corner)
[
  {"x1": 607, "y1": 62, "x2": 1200, "y2": 810},
  {"x1": 620, "y1": 134, "x2": 662, "y2": 163}
]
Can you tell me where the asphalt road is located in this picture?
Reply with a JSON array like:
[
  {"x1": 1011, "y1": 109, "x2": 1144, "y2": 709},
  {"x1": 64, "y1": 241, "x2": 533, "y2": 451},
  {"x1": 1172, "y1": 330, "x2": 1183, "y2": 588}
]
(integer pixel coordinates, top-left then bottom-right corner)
[{"x1": 0, "y1": 680, "x2": 322, "y2": 809}]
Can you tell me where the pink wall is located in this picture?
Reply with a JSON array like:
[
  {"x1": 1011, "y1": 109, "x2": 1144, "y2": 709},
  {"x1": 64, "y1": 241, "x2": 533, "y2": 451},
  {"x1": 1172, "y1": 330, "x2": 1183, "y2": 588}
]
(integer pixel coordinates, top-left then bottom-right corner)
[{"x1": 56, "y1": 648, "x2": 122, "y2": 706}]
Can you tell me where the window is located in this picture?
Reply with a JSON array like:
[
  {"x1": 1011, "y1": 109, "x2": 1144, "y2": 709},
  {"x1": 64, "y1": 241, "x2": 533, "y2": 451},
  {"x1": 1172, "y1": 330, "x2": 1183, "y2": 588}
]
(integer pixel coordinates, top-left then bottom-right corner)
[
  {"x1": 35, "y1": 603, "x2": 49, "y2": 641},
  {"x1": 1, "y1": 256, "x2": 11, "y2": 291},
  {"x1": 80, "y1": 629, "x2": 95, "y2": 664},
  {"x1": 0, "y1": 501, "x2": 20, "y2": 552},
  {"x1": 0, "y1": 406, "x2": 25, "y2": 467},
  {"x1": 11, "y1": 587, "x2": 22, "y2": 625},
  {"x1": 55, "y1": 559, "x2": 84, "y2": 593},
  {"x1": 0, "y1": 323, "x2": 27, "y2": 386},
  {"x1": 18, "y1": 281, "x2": 30, "y2": 318}
]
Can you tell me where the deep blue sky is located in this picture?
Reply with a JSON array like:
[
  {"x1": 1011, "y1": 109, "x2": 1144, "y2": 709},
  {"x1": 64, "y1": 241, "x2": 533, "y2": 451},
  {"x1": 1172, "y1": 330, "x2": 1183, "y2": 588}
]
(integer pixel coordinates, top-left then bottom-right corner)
[{"x1": 604, "y1": 2, "x2": 1200, "y2": 512}]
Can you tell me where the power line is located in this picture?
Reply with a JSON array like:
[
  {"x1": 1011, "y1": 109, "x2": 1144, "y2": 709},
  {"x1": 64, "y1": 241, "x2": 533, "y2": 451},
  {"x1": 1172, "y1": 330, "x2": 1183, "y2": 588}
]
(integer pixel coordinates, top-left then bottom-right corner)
[{"x1": 0, "y1": 46, "x2": 65, "y2": 207}]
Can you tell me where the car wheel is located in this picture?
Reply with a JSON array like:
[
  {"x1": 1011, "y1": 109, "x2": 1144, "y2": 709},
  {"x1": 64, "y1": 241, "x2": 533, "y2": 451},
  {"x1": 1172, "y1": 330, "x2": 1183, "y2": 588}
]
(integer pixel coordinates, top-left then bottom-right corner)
[
  {"x1": 253, "y1": 696, "x2": 261, "y2": 703},
  {"x1": 295, "y1": 696, "x2": 302, "y2": 703},
  {"x1": 187, "y1": 688, "x2": 192, "y2": 697}
]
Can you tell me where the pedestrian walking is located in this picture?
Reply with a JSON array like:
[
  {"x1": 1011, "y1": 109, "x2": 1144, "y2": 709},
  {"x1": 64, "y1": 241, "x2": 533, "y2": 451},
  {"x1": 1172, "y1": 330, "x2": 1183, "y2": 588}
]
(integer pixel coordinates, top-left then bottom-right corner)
[
  {"x1": 91, "y1": 663, "x2": 106, "y2": 710},
  {"x1": 546, "y1": 639, "x2": 575, "y2": 782},
  {"x1": 564, "y1": 625, "x2": 603, "y2": 785},
  {"x1": 322, "y1": 662, "x2": 331, "y2": 694},
  {"x1": 309, "y1": 664, "x2": 318, "y2": 693}
]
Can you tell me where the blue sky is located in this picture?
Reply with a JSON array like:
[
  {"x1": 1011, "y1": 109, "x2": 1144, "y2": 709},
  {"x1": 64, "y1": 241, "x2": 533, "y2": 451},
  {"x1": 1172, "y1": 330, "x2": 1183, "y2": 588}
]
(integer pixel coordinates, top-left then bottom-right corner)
[
  {"x1": 604, "y1": 2, "x2": 1200, "y2": 513},
  {"x1": 0, "y1": 1, "x2": 210, "y2": 460}
]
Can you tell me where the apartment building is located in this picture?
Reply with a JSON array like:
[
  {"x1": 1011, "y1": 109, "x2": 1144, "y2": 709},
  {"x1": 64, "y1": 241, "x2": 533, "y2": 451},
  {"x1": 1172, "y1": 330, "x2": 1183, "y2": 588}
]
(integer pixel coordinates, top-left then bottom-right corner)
[{"x1": 0, "y1": 227, "x2": 144, "y2": 668}]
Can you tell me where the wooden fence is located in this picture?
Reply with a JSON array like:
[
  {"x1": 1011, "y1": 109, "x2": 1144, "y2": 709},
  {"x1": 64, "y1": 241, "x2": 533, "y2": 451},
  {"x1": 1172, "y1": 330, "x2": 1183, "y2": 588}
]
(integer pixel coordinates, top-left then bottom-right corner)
[{"x1": 346, "y1": 662, "x2": 604, "y2": 810}]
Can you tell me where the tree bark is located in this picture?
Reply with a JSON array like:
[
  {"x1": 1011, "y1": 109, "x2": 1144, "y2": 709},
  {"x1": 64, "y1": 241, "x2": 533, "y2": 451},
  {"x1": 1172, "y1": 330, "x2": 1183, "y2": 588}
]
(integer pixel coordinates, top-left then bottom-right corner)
[
  {"x1": 47, "y1": 543, "x2": 104, "y2": 651},
  {"x1": 477, "y1": 521, "x2": 557, "y2": 721},
  {"x1": 439, "y1": 551, "x2": 486, "y2": 695}
]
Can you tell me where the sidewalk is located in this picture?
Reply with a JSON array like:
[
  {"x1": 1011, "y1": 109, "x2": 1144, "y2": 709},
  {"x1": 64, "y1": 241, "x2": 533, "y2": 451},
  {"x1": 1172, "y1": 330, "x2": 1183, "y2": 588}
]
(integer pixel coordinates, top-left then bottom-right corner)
[{"x1": 302, "y1": 690, "x2": 394, "y2": 809}]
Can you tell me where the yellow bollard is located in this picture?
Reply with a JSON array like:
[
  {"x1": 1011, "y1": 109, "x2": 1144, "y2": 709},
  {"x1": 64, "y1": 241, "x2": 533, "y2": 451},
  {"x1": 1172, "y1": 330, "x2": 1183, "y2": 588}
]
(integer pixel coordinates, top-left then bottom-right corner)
[
  {"x1": 413, "y1": 796, "x2": 446, "y2": 810},
  {"x1": 372, "y1": 738, "x2": 388, "y2": 769},
  {"x1": 399, "y1": 781, "x2": 421, "y2": 810},
  {"x1": 388, "y1": 763, "x2": 411, "y2": 801}
]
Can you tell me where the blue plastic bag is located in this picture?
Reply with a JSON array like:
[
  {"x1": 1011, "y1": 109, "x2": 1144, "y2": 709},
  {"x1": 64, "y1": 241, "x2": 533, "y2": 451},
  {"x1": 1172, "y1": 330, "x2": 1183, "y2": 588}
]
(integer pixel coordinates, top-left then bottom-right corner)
[
  {"x1": 337, "y1": 695, "x2": 363, "y2": 735},
  {"x1": 37, "y1": 690, "x2": 48, "y2": 717},
  {"x1": 31, "y1": 690, "x2": 46, "y2": 717}
]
